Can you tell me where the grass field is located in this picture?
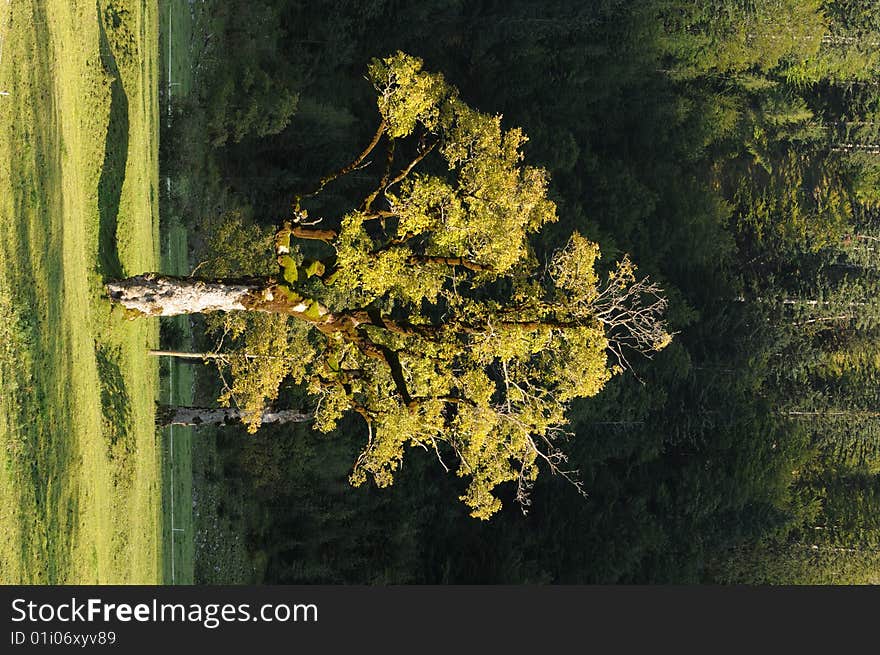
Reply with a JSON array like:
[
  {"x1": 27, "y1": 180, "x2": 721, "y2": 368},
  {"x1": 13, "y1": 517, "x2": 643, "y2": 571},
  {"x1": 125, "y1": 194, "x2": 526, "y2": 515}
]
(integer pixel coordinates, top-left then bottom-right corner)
[{"x1": 0, "y1": 0, "x2": 161, "y2": 583}]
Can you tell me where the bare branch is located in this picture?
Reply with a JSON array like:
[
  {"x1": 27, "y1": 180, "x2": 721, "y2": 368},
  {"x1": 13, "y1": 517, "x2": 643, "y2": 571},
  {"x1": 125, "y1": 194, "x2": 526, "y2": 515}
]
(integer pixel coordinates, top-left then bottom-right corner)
[
  {"x1": 407, "y1": 254, "x2": 494, "y2": 273},
  {"x1": 385, "y1": 139, "x2": 438, "y2": 190},
  {"x1": 362, "y1": 139, "x2": 397, "y2": 212},
  {"x1": 296, "y1": 120, "x2": 388, "y2": 206}
]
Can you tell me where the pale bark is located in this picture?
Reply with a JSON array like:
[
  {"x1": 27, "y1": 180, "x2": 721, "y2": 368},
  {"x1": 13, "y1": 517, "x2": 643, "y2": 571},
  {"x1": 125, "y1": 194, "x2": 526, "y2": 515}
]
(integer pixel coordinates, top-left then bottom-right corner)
[
  {"x1": 107, "y1": 274, "x2": 268, "y2": 317},
  {"x1": 158, "y1": 404, "x2": 312, "y2": 427},
  {"x1": 783, "y1": 410, "x2": 880, "y2": 419},
  {"x1": 831, "y1": 142, "x2": 880, "y2": 154},
  {"x1": 149, "y1": 350, "x2": 285, "y2": 361},
  {"x1": 150, "y1": 350, "x2": 225, "y2": 360},
  {"x1": 106, "y1": 273, "x2": 330, "y2": 320}
]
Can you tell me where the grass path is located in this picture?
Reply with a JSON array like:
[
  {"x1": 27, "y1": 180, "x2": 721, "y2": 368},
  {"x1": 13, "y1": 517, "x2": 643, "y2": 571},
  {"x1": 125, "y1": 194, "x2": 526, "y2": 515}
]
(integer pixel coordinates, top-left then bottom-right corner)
[
  {"x1": 157, "y1": 0, "x2": 197, "y2": 584},
  {"x1": 160, "y1": 223, "x2": 195, "y2": 584},
  {"x1": 0, "y1": 0, "x2": 160, "y2": 583}
]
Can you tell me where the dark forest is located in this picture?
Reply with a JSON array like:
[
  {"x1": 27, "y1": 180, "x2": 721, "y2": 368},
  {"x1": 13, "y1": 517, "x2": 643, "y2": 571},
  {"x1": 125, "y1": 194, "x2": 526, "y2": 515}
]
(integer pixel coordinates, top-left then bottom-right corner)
[{"x1": 158, "y1": 0, "x2": 880, "y2": 584}]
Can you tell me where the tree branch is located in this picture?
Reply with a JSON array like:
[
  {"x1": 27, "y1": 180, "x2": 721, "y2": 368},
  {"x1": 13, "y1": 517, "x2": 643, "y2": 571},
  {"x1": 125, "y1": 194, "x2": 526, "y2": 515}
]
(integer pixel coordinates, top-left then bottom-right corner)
[
  {"x1": 407, "y1": 254, "x2": 494, "y2": 273},
  {"x1": 407, "y1": 394, "x2": 477, "y2": 409},
  {"x1": 292, "y1": 226, "x2": 339, "y2": 243},
  {"x1": 361, "y1": 210, "x2": 399, "y2": 221},
  {"x1": 363, "y1": 139, "x2": 397, "y2": 212},
  {"x1": 296, "y1": 120, "x2": 388, "y2": 206},
  {"x1": 385, "y1": 140, "x2": 438, "y2": 190}
]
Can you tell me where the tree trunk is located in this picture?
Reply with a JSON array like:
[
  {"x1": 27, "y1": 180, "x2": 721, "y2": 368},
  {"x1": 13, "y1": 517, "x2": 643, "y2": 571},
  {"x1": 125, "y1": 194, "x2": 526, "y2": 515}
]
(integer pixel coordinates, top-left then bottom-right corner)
[
  {"x1": 106, "y1": 273, "x2": 332, "y2": 319},
  {"x1": 157, "y1": 404, "x2": 312, "y2": 427},
  {"x1": 832, "y1": 143, "x2": 880, "y2": 154},
  {"x1": 783, "y1": 410, "x2": 880, "y2": 419},
  {"x1": 107, "y1": 274, "x2": 271, "y2": 316},
  {"x1": 150, "y1": 350, "x2": 225, "y2": 360}
]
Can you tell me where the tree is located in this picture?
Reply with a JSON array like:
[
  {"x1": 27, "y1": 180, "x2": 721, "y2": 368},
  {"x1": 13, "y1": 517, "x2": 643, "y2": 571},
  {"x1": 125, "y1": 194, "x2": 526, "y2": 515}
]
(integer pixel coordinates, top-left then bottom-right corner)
[
  {"x1": 198, "y1": 0, "x2": 303, "y2": 147},
  {"x1": 109, "y1": 52, "x2": 670, "y2": 519}
]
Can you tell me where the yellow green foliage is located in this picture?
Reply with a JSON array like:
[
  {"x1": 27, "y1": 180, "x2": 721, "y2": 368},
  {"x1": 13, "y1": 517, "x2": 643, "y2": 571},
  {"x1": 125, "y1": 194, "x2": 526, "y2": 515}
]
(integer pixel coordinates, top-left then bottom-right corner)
[
  {"x1": 394, "y1": 175, "x2": 462, "y2": 238},
  {"x1": 217, "y1": 315, "x2": 315, "y2": 433},
  {"x1": 549, "y1": 233, "x2": 601, "y2": 301},
  {"x1": 374, "y1": 52, "x2": 558, "y2": 274},
  {"x1": 368, "y1": 51, "x2": 451, "y2": 137},
  {"x1": 332, "y1": 210, "x2": 446, "y2": 305}
]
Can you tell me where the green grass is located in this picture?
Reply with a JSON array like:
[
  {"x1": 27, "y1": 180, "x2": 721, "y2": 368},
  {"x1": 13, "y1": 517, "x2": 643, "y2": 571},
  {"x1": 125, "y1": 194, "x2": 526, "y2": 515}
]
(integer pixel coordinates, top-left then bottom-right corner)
[
  {"x1": 0, "y1": 0, "x2": 161, "y2": 583},
  {"x1": 158, "y1": 0, "x2": 197, "y2": 584},
  {"x1": 159, "y1": 0, "x2": 194, "y2": 101}
]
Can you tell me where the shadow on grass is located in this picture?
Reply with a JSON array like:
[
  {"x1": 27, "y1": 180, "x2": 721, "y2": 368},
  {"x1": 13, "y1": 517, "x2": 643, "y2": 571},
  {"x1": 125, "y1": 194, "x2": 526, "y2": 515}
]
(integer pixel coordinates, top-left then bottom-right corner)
[
  {"x1": 97, "y1": 6, "x2": 129, "y2": 280},
  {"x1": 95, "y1": 342, "x2": 134, "y2": 487}
]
